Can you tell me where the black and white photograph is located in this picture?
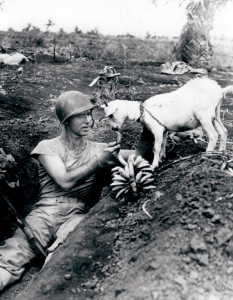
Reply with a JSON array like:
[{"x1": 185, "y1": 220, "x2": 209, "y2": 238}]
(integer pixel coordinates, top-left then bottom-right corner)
[{"x1": 1, "y1": 0, "x2": 233, "y2": 299}]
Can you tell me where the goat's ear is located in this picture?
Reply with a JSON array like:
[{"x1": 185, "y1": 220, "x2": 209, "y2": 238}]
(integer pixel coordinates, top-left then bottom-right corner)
[{"x1": 105, "y1": 106, "x2": 117, "y2": 117}]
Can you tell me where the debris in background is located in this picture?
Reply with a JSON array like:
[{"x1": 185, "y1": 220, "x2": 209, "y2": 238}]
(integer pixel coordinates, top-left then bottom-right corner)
[
  {"x1": 89, "y1": 66, "x2": 121, "y2": 105},
  {"x1": 169, "y1": 127, "x2": 204, "y2": 145},
  {"x1": 0, "y1": 85, "x2": 6, "y2": 95},
  {"x1": 161, "y1": 61, "x2": 208, "y2": 75},
  {"x1": 221, "y1": 158, "x2": 233, "y2": 177},
  {"x1": 12, "y1": 67, "x2": 24, "y2": 81},
  {"x1": 0, "y1": 53, "x2": 29, "y2": 66},
  {"x1": 0, "y1": 148, "x2": 19, "y2": 188}
]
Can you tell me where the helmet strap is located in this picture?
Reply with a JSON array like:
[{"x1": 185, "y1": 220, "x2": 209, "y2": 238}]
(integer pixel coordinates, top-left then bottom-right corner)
[{"x1": 90, "y1": 110, "x2": 95, "y2": 128}]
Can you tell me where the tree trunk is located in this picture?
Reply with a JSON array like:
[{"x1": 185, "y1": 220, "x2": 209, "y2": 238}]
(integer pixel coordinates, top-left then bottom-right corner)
[{"x1": 175, "y1": 0, "x2": 214, "y2": 70}]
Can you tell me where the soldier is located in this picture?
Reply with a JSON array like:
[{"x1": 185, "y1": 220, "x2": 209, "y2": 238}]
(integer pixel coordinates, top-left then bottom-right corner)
[{"x1": 0, "y1": 91, "x2": 134, "y2": 291}]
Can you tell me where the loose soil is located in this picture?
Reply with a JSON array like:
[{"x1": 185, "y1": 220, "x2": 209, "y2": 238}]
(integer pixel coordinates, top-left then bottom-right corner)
[{"x1": 0, "y1": 57, "x2": 233, "y2": 299}]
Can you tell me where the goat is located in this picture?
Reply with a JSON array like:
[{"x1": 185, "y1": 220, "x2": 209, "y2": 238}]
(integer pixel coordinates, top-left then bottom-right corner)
[{"x1": 101, "y1": 77, "x2": 233, "y2": 169}]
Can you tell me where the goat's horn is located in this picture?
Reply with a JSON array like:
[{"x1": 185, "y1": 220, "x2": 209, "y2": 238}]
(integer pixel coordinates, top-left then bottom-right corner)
[{"x1": 104, "y1": 100, "x2": 108, "y2": 107}]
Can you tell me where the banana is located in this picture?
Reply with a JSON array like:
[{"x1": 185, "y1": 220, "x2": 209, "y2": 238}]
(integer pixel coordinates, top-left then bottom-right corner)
[
  {"x1": 128, "y1": 161, "x2": 135, "y2": 180},
  {"x1": 130, "y1": 181, "x2": 137, "y2": 193},
  {"x1": 139, "y1": 174, "x2": 152, "y2": 184},
  {"x1": 135, "y1": 171, "x2": 143, "y2": 183},
  {"x1": 111, "y1": 169, "x2": 119, "y2": 175},
  {"x1": 111, "y1": 166, "x2": 120, "y2": 173},
  {"x1": 128, "y1": 153, "x2": 136, "y2": 164},
  {"x1": 112, "y1": 184, "x2": 128, "y2": 192},
  {"x1": 124, "y1": 165, "x2": 130, "y2": 178},
  {"x1": 142, "y1": 178, "x2": 154, "y2": 186},
  {"x1": 142, "y1": 185, "x2": 156, "y2": 190},
  {"x1": 112, "y1": 174, "x2": 128, "y2": 182},
  {"x1": 140, "y1": 167, "x2": 153, "y2": 173},
  {"x1": 111, "y1": 173, "x2": 120, "y2": 179},
  {"x1": 133, "y1": 155, "x2": 144, "y2": 167},
  {"x1": 116, "y1": 186, "x2": 129, "y2": 200},
  {"x1": 137, "y1": 161, "x2": 151, "y2": 170},
  {"x1": 118, "y1": 154, "x2": 127, "y2": 166},
  {"x1": 118, "y1": 167, "x2": 130, "y2": 179},
  {"x1": 110, "y1": 181, "x2": 127, "y2": 187}
]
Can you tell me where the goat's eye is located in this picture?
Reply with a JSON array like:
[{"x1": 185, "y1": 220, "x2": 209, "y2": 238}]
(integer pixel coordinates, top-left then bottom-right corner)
[{"x1": 109, "y1": 114, "x2": 113, "y2": 118}]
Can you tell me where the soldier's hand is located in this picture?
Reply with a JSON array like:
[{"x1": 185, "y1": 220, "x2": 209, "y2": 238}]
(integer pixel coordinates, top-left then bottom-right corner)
[{"x1": 98, "y1": 142, "x2": 120, "y2": 166}]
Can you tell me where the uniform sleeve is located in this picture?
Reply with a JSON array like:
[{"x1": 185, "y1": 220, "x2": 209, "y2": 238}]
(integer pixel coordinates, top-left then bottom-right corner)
[{"x1": 31, "y1": 140, "x2": 60, "y2": 158}]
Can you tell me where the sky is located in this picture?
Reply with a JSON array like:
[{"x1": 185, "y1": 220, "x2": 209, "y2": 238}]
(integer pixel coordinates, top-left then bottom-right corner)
[{"x1": 0, "y1": 0, "x2": 233, "y2": 39}]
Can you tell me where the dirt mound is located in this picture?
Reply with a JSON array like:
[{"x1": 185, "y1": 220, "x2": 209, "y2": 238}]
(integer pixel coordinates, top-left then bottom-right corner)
[{"x1": 16, "y1": 147, "x2": 233, "y2": 300}]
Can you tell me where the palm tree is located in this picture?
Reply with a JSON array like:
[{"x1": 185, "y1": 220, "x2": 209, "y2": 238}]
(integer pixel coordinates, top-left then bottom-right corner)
[
  {"x1": 74, "y1": 26, "x2": 82, "y2": 34},
  {"x1": 0, "y1": 0, "x2": 4, "y2": 11},
  {"x1": 45, "y1": 19, "x2": 55, "y2": 31},
  {"x1": 23, "y1": 23, "x2": 32, "y2": 31},
  {"x1": 58, "y1": 28, "x2": 65, "y2": 36},
  {"x1": 153, "y1": 0, "x2": 233, "y2": 66}
]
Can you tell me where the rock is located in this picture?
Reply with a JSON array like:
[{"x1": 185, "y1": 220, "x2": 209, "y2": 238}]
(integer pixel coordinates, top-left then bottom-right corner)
[
  {"x1": 227, "y1": 266, "x2": 233, "y2": 274},
  {"x1": 84, "y1": 281, "x2": 97, "y2": 289},
  {"x1": 173, "y1": 275, "x2": 187, "y2": 290},
  {"x1": 211, "y1": 214, "x2": 221, "y2": 223},
  {"x1": 102, "y1": 265, "x2": 109, "y2": 273},
  {"x1": 64, "y1": 273, "x2": 72, "y2": 280},
  {"x1": 190, "y1": 236, "x2": 207, "y2": 253},
  {"x1": 181, "y1": 256, "x2": 191, "y2": 263},
  {"x1": 186, "y1": 224, "x2": 198, "y2": 230},
  {"x1": 70, "y1": 288, "x2": 77, "y2": 294},
  {"x1": 225, "y1": 277, "x2": 233, "y2": 291},
  {"x1": 152, "y1": 291, "x2": 160, "y2": 299},
  {"x1": 175, "y1": 193, "x2": 183, "y2": 201},
  {"x1": 205, "y1": 235, "x2": 215, "y2": 244},
  {"x1": 147, "y1": 261, "x2": 160, "y2": 271},
  {"x1": 195, "y1": 253, "x2": 209, "y2": 266},
  {"x1": 228, "y1": 203, "x2": 232, "y2": 209},
  {"x1": 215, "y1": 227, "x2": 232, "y2": 246},
  {"x1": 225, "y1": 240, "x2": 233, "y2": 257},
  {"x1": 205, "y1": 293, "x2": 221, "y2": 300},
  {"x1": 203, "y1": 225, "x2": 212, "y2": 233},
  {"x1": 215, "y1": 197, "x2": 223, "y2": 202},
  {"x1": 189, "y1": 270, "x2": 199, "y2": 280},
  {"x1": 202, "y1": 208, "x2": 215, "y2": 218}
]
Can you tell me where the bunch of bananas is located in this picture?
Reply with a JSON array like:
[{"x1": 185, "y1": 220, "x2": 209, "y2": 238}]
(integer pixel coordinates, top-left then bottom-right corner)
[{"x1": 110, "y1": 154, "x2": 156, "y2": 200}]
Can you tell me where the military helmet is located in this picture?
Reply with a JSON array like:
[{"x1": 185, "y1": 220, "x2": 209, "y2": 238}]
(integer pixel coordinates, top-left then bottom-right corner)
[{"x1": 55, "y1": 91, "x2": 95, "y2": 123}]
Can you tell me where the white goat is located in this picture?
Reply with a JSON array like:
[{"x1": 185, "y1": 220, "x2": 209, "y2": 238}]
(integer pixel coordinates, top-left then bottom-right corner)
[{"x1": 101, "y1": 78, "x2": 233, "y2": 169}]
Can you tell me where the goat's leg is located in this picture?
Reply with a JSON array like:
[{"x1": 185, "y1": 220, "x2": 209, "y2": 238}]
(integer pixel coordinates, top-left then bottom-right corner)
[
  {"x1": 159, "y1": 130, "x2": 167, "y2": 163},
  {"x1": 136, "y1": 126, "x2": 154, "y2": 164},
  {"x1": 151, "y1": 127, "x2": 164, "y2": 169},
  {"x1": 213, "y1": 118, "x2": 227, "y2": 151},
  {"x1": 215, "y1": 104, "x2": 227, "y2": 150},
  {"x1": 199, "y1": 119, "x2": 218, "y2": 151}
]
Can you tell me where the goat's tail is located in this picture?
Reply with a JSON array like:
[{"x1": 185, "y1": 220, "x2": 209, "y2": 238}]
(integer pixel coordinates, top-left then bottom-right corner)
[{"x1": 222, "y1": 85, "x2": 233, "y2": 98}]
